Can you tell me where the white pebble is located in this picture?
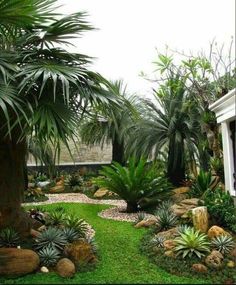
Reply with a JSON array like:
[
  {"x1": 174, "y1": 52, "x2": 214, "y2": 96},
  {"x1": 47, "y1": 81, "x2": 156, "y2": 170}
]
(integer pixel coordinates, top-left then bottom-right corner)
[{"x1": 40, "y1": 266, "x2": 49, "y2": 273}]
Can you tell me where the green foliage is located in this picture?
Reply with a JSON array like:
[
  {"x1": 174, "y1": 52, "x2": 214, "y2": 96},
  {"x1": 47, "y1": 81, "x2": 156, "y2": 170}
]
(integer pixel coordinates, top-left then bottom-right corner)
[
  {"x1": 211, "y1": 235, "x2": 235, "y2": 255},
  {"x1": 155, "y1": 208, "x2": 178, "y2": 231},
  {"x1": 176, "y1": 224, "x2": 192, "y2": 235},
  {"x1": 174, "y1": 227, "x2": 210, "y2": 259},
  {"x1": 210, "y1": 157, "x2": 224, "y2": 183},
  {"x1": 189, "y1": 170, "x2": 218, "y2": 198},
  {"x1": 94, "y1": 157, "x2": 172, "y2": 212},
  {"x1": 135, "y1": 212, "x2": 146, "y2": 224},
  {"x1": 202, "y1": 188, "x2": 236, "y2": 232},
  {"x1": 63, "y1": 214, "x2": 87, "y2": 237},
  {"x1": 23, "y1": 188, "x2": 48, "y2": 203},
  {"x1": 62, "y1": 227, "x2": 80, "y2": 243},
  {"x1": 34, "y1": 227, "x2": 67, "y2": 251},
  {"x1": 47, "y1": 211, "x2": 66, "y2": 226},
  {"x1": 65, "y1": 173, "x2": 83, "y2": 189},
  {"x1": 38, "y1": 245, "x2": 61, "y2": 267},
  {"x1": 0, "y1": 228, "x2": 21, "y2": 248},
  {"x1": 149, "y1": 236, "x2": 165, "y2": 248}
]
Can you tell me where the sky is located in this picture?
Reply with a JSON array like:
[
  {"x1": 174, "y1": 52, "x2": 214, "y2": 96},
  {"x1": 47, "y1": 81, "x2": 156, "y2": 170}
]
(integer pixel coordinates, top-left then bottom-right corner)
[{"x1": 57, "y1": 0, "x2": 235, "y2": 97}]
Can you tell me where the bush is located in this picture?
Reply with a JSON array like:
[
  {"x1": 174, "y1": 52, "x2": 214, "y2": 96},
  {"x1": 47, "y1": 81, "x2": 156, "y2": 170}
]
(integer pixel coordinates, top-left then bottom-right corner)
[
  {"x1": 0, "y1": 228, "x2": 21, "y2": 248},
  {"x1": 211, "y1": 235, "x2": 235, "y2": 254},
  {"x1": 155, "y1": 202, "x2": 178, "y2": 231},
  {"x1": 63, "y1": 214, "x2": 87, "y2": 237},
  {"x1": 94, "y1": 157, "x2": 172, "y2": 212},
  {"x1": 23, "y1": 188, "x2": 48, "y2": 203},
  {"x1": 38, "y1": 246, "x2": 61, "y2": 267}
]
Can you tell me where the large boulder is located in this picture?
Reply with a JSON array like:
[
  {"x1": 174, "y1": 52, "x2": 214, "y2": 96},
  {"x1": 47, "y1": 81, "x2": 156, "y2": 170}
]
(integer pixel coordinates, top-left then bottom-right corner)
[
  {"x1": 205, "y1": 250, "x2": 224, "y2": 269},
  {"x1": 49, "y1": 185, "x2": 65, "y2": 193},
  {"x1": 56, "y1": 258, "x2": 75, "y2": 278},
  {"x1": 64, "y1": 240, "x2": 97, "y2": 267},
  {"x1": 192, "y1": 206, "x2": 209, "y2": 233},
  {"x1": 0, "y1": 248, "x2": 39, "y2": 276},
  {"x1": 192, "y1": 263, "x2": 208, "y2": 273},
  {"x1": 93, "y1": 188, "x2": 109, "y2": 198},
  {"x1": 163, "y1": 239, "x2": 176, "y2": 250},
  {"x1": 171, "y1": 198, "x2": 200, "y2": 217},
  {"x1": 156, "y1": 227, "x2": 179, "y2": 240},
  {"x1": 171, "y1": 187, "x2": 190, "y2": 202},
  {"x1": 134, "y1": 218, "x2": 157, "y2": 228},
  {"x1": 207, "y1": 225, "x2": 229, "y2": 239}
]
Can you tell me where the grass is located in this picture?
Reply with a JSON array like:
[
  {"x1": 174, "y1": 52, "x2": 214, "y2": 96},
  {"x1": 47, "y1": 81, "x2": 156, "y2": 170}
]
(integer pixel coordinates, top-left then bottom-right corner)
[{"x1": 0, "y1": 203, "x2": 210, "y2": 284}]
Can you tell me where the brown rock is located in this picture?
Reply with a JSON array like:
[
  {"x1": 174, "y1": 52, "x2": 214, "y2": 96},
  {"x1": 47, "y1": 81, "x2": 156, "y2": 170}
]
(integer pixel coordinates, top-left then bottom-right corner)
[
  {"x1": 171, "y1": 198, "x2": 200, "y2": 217},
  {"x1": 49, "y1": 185, "x2": 65, "y2": 193},
  {"x1": 229, "y1": 247, "x2": 236, "y2": 260},
  {"x1": 93, "y1": 188, "x2": 109, "y2": 198},
  {"x1": 192, "y1": 206, "x2": 209, "y2": 233},
  {"x1": 37, "y1": 225, "x2": 46, "y2": 232},
  {"x1": 30, "y1": 229, "x2": 40, "y2": 238},
  {"x1": 156, "y1": 227, "x2": 179, "y2": 240},
  {"x1": 205, "y1": 250, "x2": 224, "y2": 269},
  {"x1": 163, "y1": 239, "x2": 176, "y2": 250},
  {"x1": 164, "y1": 250, "x2": 176, "y2": 258},
  {"x1": 171, "y1": 187, "x2": 189, "y2": 202},
  {"x1": 64, "y1": 240, "x2": 96, "y2": 266},
  {"x1": 207, "y1": 225, "x2": 228, "y2": 239},
  {"x1": 56, "y1": 258, "x2": 75, "y2": 278},
  {"x1": 192, "y1": 263, "x2": 208, "y2": 273},
  {"x1": 135, "y1": 218, "x2": 157, "y2": 228},
  {"x1": 0, "y1": 248, "x2": 39, "y2": 276},
  {"x1": 172, "y1": 187, "x2": 190, "y2": 195}
]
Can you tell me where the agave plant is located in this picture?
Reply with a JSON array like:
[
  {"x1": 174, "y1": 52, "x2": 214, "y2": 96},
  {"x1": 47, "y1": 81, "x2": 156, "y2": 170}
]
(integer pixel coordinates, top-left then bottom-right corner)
[
  {"x1": 149, "y1": 236, "x2": 166, "y2": 248},
  {"x1": 34, "y1": 227, "x2": 67, "y2": 251},
  {"x1": 62, "y1": 227, "x2": 80, "y2": 243},
  {"x1": 94, "y1": 157, "x2": 172, "y2": 212},
  {"x1": 47, "y1": 211, "x2": 66, "y2": 226},
  {"x1": 174, "y1": 227, "x2": 210, "y2": 258},
  {"x1": 85, "y1": 237, "x2": 98, "y2": 253},
  {"x1": 211, "y1": 235, "x2": 235, "y2": 254},
  {"x1": 176, "y1": 224, "x2": 192, "y2": 235},
  {"x1": 38, "y1": 246, "x2": 61, "y2": 267},
  {"x1": 155, "y1": 208, "x2": 178, "y2": 231},
  {"x1": 0, "y1": 228, "x2": 21, "y2": 248},
  {"x1": 63, "y1": 214, "x2": 87, "y2": 237}
]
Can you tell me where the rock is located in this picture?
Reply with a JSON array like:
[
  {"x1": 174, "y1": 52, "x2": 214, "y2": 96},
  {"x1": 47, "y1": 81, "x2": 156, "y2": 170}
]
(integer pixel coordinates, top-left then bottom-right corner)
[
  {"x1": 93, "y1": 188, "x2": 109, "y2": 198},
  {"x1": 171, "y1": 187, "x2": 190, "y2": 202},
  {"x1": 40, "y1": 266, "x2": 49, "y2": 273},
  {"x1": 56, "y1": 179, "x2": 64, "y2": 186},
  {"x1": 172, "y1": 187, "x2": 190, "y2": 195},
  {"x1": 37, "y1": 181, "x2": 51, "y2": 188},
  {"x1": 49, "y1": 185, "x2": 65, "y2": 193},
  {"x1": 135, "y1": 218, "x2": 157, "y2": 228},
  {"x1": 156, "y1": 227, "x2": 179, "y2": 240},
  {"x1": 192, "y1": 206, "x2": 209, "y2": 233},
  {"x1": 56, "y1": 258, "x2": 75, "y2": 278},
  {"x1": 37, "y1": 225, "x2": 46, "y2": 232},
  {"x1": 227, "y1": 261, "x2": 235, "y2": 268},
  {"x1": 229, "y1": 247, "x2": 236, "y2": 259},
  {"x1": 192, "y1": 263, "x2": 208, "y2": 273},
  {"x1": 0, "y1": 248, "x2": 40, "y2": 276},
  {"x1": 64, "y1": 240, "x2": 97, "y2": 267},
  {"x1": 207, "y1": 225, "x2": 229, "y2": 239},
  {"x1": 30, "y1": 229, "x2": 40, "y2": 238},
  {"x1": 164, "y1": 250, "x2": 176, "y2": 258},
  {"x1": 163, "y1": 240, "x2": 176, "y2": 250},
  {"x1": 205, "y1": 250, "x2": 224, "y2": 269},
  {"x1": 171, "y1": 198, "x2": 200, "y2": 217}
]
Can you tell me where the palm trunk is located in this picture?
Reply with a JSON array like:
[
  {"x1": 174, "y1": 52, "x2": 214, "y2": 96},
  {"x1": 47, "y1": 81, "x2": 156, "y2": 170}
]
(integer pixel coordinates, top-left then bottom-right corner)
[
  {"x1": 0, "y1": 135, "x2": 32, "y2": 236},
  {"x1": 126, "y1": 202, "x2": 138, "y2": 213},
  {"x1": 112, "y1": 135, "x2": 125, "y2": 165}
]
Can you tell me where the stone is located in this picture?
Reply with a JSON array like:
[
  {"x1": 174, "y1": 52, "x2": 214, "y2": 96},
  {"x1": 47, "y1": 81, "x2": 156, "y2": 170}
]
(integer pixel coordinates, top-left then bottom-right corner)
[
  {"x1": 134, "y1": 218, "x2": 157, "y2": 228},
  {"x1": 205, "y1": 250, "x2": 224, "y2": 269},
  {"x1": 37, "y1": 181, "x2": 51, "y2": 188},
  {"x1": 156, "y1": 227, "x2": 179, "y2": 240},
  {"x1": 93, "y1": 188, "x2": 109, "y2": 198},
  {"x1": 171, "y1": 187, "x2": 190, "y2": 202},
  {"x1": 207, "y1": 225, "x2": 229, "y2": 239},
  {"x1": 37, "y1": 225, "x2": 46, "y2": 232},
  {"x1": 56, "y1": 258, "x2": 75, "y2": 278},
  {"x1": 49, "y1": 185, "x2": 65, "y2": 193},
  {"x1": 56, "y1": 179, "x2": 64, "y2": 186},
  {"x1": 171, "y1": 198, "x2": 200, "y2": 217},
  {"x1": 163, "y1": 240, "x2": 176, "y2": 250},
  {"x1": 64, "y1": 240, "x2": 97, "y2": 267},
  {"x1": 227, "y1": 261, "x2": 235, "y2": 268},
  {"x1": 229, "y1": 247, "x2": 236, "y2": 259},
  {"x1": 164, "y1": 250, "x2": 176, "y2": 258},
  {"x1": 172, "y1": 187, "x2": 190, "y2": 195},
  {"x1": 0, "y1": 248, "x2": 40, "y2": 276},
  {"x1": 192, "y1": 263, "x2": 208, "y2": 273},
  {"x1": 30, "y1": 229, "x2": 40, "y2": 238},
  {"x1": 40, "y1": 266, "x2": 49, "y2": 273},
  {"x1": 192, "y1": 206, "x2": 209, "y2": 233}
]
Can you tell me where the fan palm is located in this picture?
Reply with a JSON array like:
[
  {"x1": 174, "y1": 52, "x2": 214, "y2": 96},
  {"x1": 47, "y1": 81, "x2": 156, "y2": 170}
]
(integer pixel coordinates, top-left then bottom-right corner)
[
  {"x1": 0, "y1": 0, "x2": 116, "y2": 234},
  {"x1": 127, "y1": 74, "x2": 200, "y2": 186}
]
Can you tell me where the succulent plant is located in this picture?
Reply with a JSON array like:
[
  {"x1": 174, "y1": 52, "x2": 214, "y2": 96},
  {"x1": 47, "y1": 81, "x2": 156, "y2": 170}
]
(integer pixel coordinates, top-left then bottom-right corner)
[
  {"x1": 211, "y1": 235, "x2": 235, "y2": 254},
  {"x1": 150, "y1": 236, "x2": 166, "y2": 248},
  {"x1": 157, "y1": 200, "x2": 173, "y2": 212},
  {"x1": 38, "y1": 246, "x2": 61, "y2": 267},
  {"x1": 177, "y1": 224, "x2": 192, "y2": 235},
  {"x1": 63, "y1": 227, "x2": 80, "y2": 243},
  {"x1": 174, "y1": 227, "x2": 210, "y2": 259},
  {"x1": 47, "y1": 211, "x2": 66, "y2": 226},
  {"x1": 135, "y1": 211, "x2": 146, "y2": 224},
  {"x1": 34, "y1": 227, "x2": 67, "y2": 251},
  {"x1": 86, "y1": 237, "x2": 98, "y2": 253},
  {"x1": 63, "y1": 214, "x2": 87, "y2": 237},
  {"x1": 0, "y1": 228, "x2": 21, "y2": 248},
  {"x1": 155, "y1": 208, "x2": 178, "y2": 231}
]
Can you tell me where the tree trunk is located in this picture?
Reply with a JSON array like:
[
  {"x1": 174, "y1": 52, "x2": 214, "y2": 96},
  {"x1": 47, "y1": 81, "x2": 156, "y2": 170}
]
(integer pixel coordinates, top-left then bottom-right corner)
[
  {"x1": 0, "y1": 135, "x2": 32, "y2": 237},
  {"x1": 112, "y1": 134, "x2": 125, "y2": 165}
]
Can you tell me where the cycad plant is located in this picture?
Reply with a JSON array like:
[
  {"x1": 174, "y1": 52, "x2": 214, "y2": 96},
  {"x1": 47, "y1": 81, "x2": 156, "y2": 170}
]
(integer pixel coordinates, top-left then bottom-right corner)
[{"x1": 94, "y1": 157, "x2": 172, "y2": 212}]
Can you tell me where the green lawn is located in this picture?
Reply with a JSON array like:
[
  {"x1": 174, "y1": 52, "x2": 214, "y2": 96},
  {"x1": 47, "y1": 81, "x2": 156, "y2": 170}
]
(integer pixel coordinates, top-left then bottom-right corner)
[{"x1": 0, "y1": 203, "x2": 209, "y2": 284}]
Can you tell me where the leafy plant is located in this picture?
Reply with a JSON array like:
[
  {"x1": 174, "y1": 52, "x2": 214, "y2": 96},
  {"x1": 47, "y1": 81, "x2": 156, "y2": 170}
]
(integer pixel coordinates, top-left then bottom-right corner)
[
  {"x1": 63, "y1": 227, "x2": 80, "y2": 243},
  {"x1": 189, "y1": 170, "x2": 218, "y2": 198},
  {"x1": 63, "y1": 214, "x2": 87, "y2": 237},
  {"x1": 0, "y1": 228, "x2": 21, "y2": 248},
  {"x1": 47, "y1": 211, "x2": 66, "y2": 226},
  {"x1": 85, "y1": 237, "x2": 98, "y2": 253},
  {"x1": 174, "y1": 227, "x2": 210, "y2": 258},
  {"x1": 135, "y1": 212, "x2": 146, "y2": 224},
  {"x1": 65, "y1": 173, "x2": 83, "y2": 189},
  {"x1": 34, "y1": 227, "x2": 67, "y2": 251},
  {"x1": 211, "y1": 235, "x2": 235, "y2": 255},
  {"x1": 149, "y1": 236, "x2": 165, "y2": 248},
  {"x1": 23, "y1": 188, "x2": 48, "y2": 203},
  {"x1": 155, "y1": 208, "x2": 178, "y2": 231},
  {"x1": 210, "y1": 157, "x2": 224, "y2": 183},
  {"x1": 38, "y1": 246, "x2": 61, "y2": 267},
  {"x1": 177, "y1": 224, "x2": 192, "y2": 235},
  {"x1": 94, "y1": 157, "x2": 172, "y2": 212}
]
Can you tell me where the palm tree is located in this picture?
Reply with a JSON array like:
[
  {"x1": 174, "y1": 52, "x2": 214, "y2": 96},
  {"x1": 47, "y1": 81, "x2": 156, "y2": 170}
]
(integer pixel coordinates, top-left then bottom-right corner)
[
  {"x1": 80, "y1": 80, "x2": 138, "y2": 165},
  {"x1": 127, "y1": 74, "x2": 200, "y2": 186},
  {"x1": 0, "y1": 0, "x2": 115, "y2": 235}
]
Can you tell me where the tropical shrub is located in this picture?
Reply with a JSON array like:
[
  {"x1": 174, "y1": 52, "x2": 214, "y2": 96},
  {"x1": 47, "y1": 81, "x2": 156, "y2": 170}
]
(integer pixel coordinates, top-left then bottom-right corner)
[
  {"x1": 211, "y1": 235, "x2": 235, "y2": 255},
  {"x1": 65, "y1": 173, "x2": 83, "y2": 189},
  {"x1": 47, "y1": 211, "x2": 66, "y2": 226},
  {"x1": 155, "y1": 208, "x2": 178, "y2": 231},
  {"x1": 23, "y1": 188, "x2": 48, "y2": 203},
  {"x1": 202, "y1": 187, "x2": 236, "y2": 232},
  {"x1": 189, "y1": 170, "x2": 218, "y2": 198},
  {"x1": 63, "y1": 228, "x2": 81, "y2": 243},
  {"x1": 174, "y1": 227, "x2": 210, "y2": 258},
  {"x1": 34, "y1": 227, "x2": 67, "y2": 251},
  {"x1": 38, "y1": 246, "x2": 61, "y2": 267},
  {"x1": 94, "y1": 157, "x2": 172, "y2": 212},
  {"x1": 63, "y1": 214, "x2": 87, "y2": 237},
  {"x1": 0, "y1": 228, "x2": 21, "y2": 248},
  {"x1": 149, "y1": 236, "x2": 165, "y2": 248}
]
